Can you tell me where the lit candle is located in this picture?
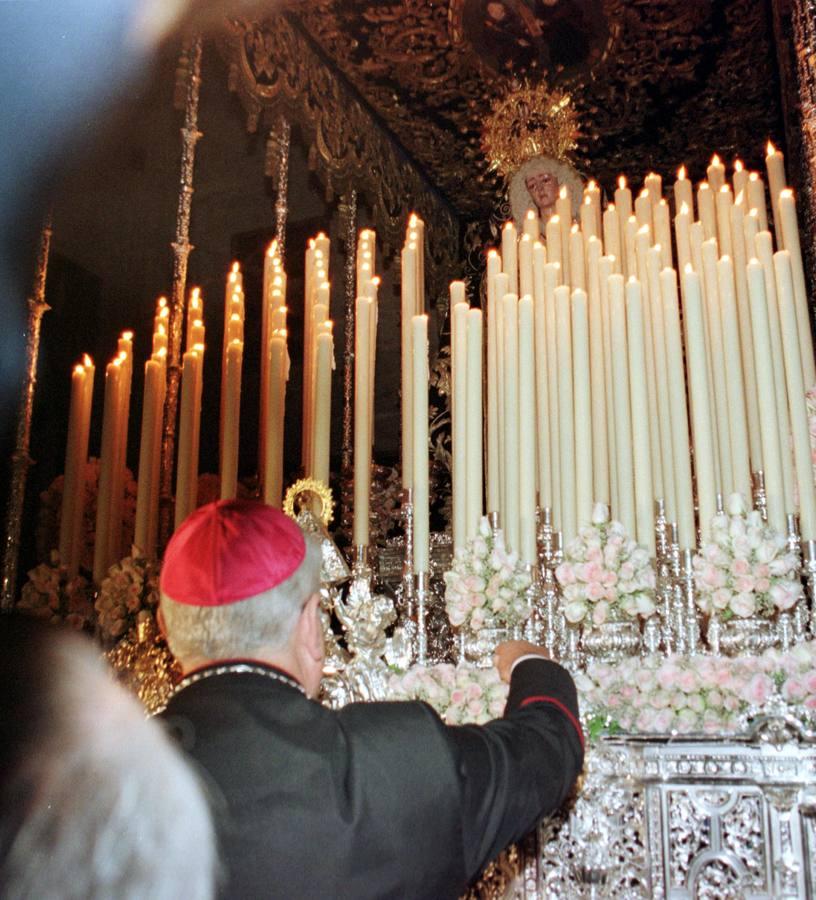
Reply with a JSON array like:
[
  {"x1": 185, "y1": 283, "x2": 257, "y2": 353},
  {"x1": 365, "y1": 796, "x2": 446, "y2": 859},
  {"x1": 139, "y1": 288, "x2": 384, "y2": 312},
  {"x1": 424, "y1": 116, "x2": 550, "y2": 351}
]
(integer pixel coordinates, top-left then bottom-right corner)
[
  {"x1": 545, "y1": 215, "x2": 563, "y2": 282},
  {"x1": 174, "y1": 349, "x2": 200, "y2": 528},
  {"x1": 717, "y1": 256, "x2": 752, "y2": 503},
  {"x1": 401, "y1": 242, "x2": 418, "y2": 489},
  {"x1": 263, "y1": 330, "x2": 288, "y2": 508},
  {"x1": 674, "y1": 166, "x2": 694, "y2": 219},
  {"x1": 730, "y1": 201, "x2": 763, "y2": 469},
  {"x1": 674, "y1": 202, "x2": 692, "y2": 276},
  {"x1": 452, "y1": 300, "x2": 469, "y2": 552},
  {"x1": 682, "y1": 267, "x2": 717, "y2": 541},
  {"x1": 580, "y1": 196, "x2": 598, "y2": 244},
  {"x1": 624, "y1": 215, "x2": 638, "y2": 282},
  {"x1": 646, "y1": 246, "x2": 676, "y2": 523},
  {"x1": 556, "y1": 185, "x2": 572, "y2": 282},
  {"x1": 572, "y1": 289, "x2": 593, "y2": 530},
  {"x1": 644, "y1": 171, "x2": 663, "y2": 206},
  {"x1": 774, "y1": 250, "x2": 816, "y2": 540},
  {"x1": 754, "y1": 230, "x2": 796, "y2": 513},
  {"x1": 135, "y1": 357, "x2": 165, "y2": 553},
  {"x1": 586, "y1": 237, "x2": 608, "y2": 505},
  {"x1": 600, "y1": 256, "x2": 618, "y2": 517},
  {"x1": 465, "y1": 308, "x2": 484, "y2": 540},
  {"x1": 747, "y1": 259, "x2": 786, "y2": 532},
  {"x1": 70, "y1": 354, "x2": 95, "y2": 574},
  {"x1": 59, "y1": 363, "x2": 87, "y2": 571},
  {"x1": 502, "y1": 221, "x2": 519, "y2": 297},
  {"x1": 626, "y1": 279, "x2": 655, "y2": 555},
  {"x1": 733, "y1": 159, "x2": 748, "y2": 200},
  {"x1": 312, "y1": 326, "x2": 334, "y2": 488},
  {"x1": 707, "y1": 153, "x2": 726, "y2": 192},
  {"x1": 777, "y1": 189, "x2": 816, "y2": 387},
  {"x1": 614, "y1": 176, "x2": 633, "y2": 276},
  {"x1": 93, "y1": 357, "x2": 122, "y2": 583},
  {"x1": 765, "y1": 141, "x2": 787, "y2": 243},
  {"x1": 502, "y1": 292, "x2": 520, "y2": 552},
  {"x1": 518, "y1": 233, "x2": 534, "y2": 298},
  {"x1": 635, "y1": 189, "x2": 652, "y2": 232},
  {"x1": 569, "y1": 225, "x2": 585, "y2": 291},
  {"x1": 544, "y1": 263, "x2": 562, "y2": 528},
  {"x1": 412, "y1": 315, "x2": 430, "y2": 573},
  {"x1": 485, "y1": 249, "x2": 501, "y2": 512},
  {"x1": 609, "y1": 274, "x2": 635, "y2": 536},
  {"x1": 523, "y1": 208, "x2": 539, "y2": 241},
  {"x1": 654, "y1": 199, "x2": 673, "y2": 269},
  {"x1": 354, "y1": 297, "x2": 373, "y2": 547},
  {"x1": 747, "y1": 172, "x2": 769, "y2": 232},
  {"x1": 220, "y1": 339, "x2": 243, "y2": 501},
  {"x1": 602, "y1": 204, "x2": 622, "y2": 274},
  {"x1": 715, "y1": 184, "x2": 734, "y2": 258},
  {"x1": 533, "y1": 243, "x2": 551, "y2": 510},
  {"x1": 584, "y1": 180, "x2": 602, "y2": 237},
  {"x1": 556, "y1": 285, "x2": 576, "y2": 542},
  {"x1": 697, "y1": 182, "x2": 717, "y2": 242},
  {"x1": 661, "y1": 269, "x2": 695, "y2": 550},
  {"x1": 701, "y1": 238, "x2": 734, "y2": 497},
  {"x1": 518, "y1": 296, "x2": 537, "y2": 563}
]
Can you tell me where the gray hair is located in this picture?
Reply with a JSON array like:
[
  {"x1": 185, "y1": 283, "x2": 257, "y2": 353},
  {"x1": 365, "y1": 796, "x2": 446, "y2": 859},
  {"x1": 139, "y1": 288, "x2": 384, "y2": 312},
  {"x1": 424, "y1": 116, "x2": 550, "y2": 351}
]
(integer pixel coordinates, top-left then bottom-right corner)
[
  {"x1": 0, "y1": 616, "x2": 217, "y2": 900},
  {"x1": 509, "y1": 155, "x2": 584, "y2": 229},
  {"x1": 161, "y1": 531, "x2": 322, "y2": 663}
]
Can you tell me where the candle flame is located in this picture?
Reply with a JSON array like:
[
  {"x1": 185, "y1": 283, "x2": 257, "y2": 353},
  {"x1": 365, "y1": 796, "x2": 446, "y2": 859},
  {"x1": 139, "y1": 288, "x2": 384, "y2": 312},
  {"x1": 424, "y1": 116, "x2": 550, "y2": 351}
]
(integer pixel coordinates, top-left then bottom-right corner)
[
  {"x1": 734, "y1": 159, "x2": 744, "y2": 172},
  {"x1": 684, "y1": 263, "x2": 694, "y2": 273},
  {"x1": 121, "y1": 330, "x2": 133, "y2": 341},
  {"x1": 583, "y1": 196, "x2": 591, "y2": 205},
  {"x1": 618, "y1": 175, "x2": 627, "y2": 190},
  {"x1": 112, "y1": 356, "x2": 123, "y2": 368},
  {"x1": 607, "y1": 202, "x2": 616, "y2": 211},
  {"x1": 749, "y1": 172, "x2": 760, "y2": 182},
  {"x1": 193, "y1": 318, "x2": 203, "y2": 328},
  {"x1": 680, "y1": 202, "x2": 689, "y2": 214},
  {"x1": 587, "y1": 180, "x2": 597, "y2": 190},
  {"x1": 720, "y1": 184, "x2": 731, "y2": 193},
  {"x1": 639, "y1": 188, "x2": 649, "y2": 198},
  {"x1": 735, "y1": 190, "x2": 745, "y2": 205},
  {"x1": 230, "y1": 312, "x2": 241, "y2": 322},
  {"x1": 767, "y1": 140, "x2": 776, "y2": 156},
  {"x1": 372, "y1": 276, "x2": 381, "y2": 286},
  {"x1": 781, "y1": 188, "x2": 794, "y2": 199},
  {"x1": 571, "y1": 223, "x2": 579, "y2": 234},
  {"x1": 157, "y1": 323, "x2": 166, "y2": 336},
  {"x1": 526, "y1": 209, "x2": 536, "y2": 219},
  {"x1": 408, "y1": 213, "x2": 418, "y2": 227},
  {"x1": 550, "y1": 215, "x2": 560, "y2": 224},
  {"x1": 559, "y1": 185, "x2": 567, "y2": 199},
  {"x1": 748, "y1": 208, "x2": 759, "y2": 218},
  {"x1": 677, "y1": 165, "x2": 687, "y2": 180},
  {"x1": 83, "y1": 354, "x2": 93, "y2": 367},
  {"x1": 156, "y1": 347, "x2": 167, "y2": 359},
  {"x1": 157, "y1": 296, "x2": 167, "y2": 308},
  {"x1": 699, "y1": 182, "x2": 710, "y2": 192},
  {"x1": 193, "y1": 343, "x2": 205, "y2": 353},
  {"x1": 711, "y1": 153, "x2": 721, "y2": 166},
  {"x1": 638, "y1": 225, "x2": 649, "y2": 235},
  {"x1": 73, "y1": 364, "x2": 84, "y2": 375},
  {"x1": 317, "y1": 231, "x2": 327, "y2": 240},
  {"x1": 658, "y1": 198, "x2": 668, "y2": 207},
  {"x1": 159, "y1": 306, "x2": 169, "y2": 318},
  {"x1": 231, "y1": 338, "x2": 242, "y2": 347},
  {"x1": 654, "y1": 242, "x2": 662, "y2": 252},
  {"x1": 267, "y1": 239, "x2": 278, "y2": 256},
  {"x1": 487, "y1": 248, "x2": 498, "y2": 258},
  {"x1": 231, "y1": 261, "x2": 240, "y2": 273}
]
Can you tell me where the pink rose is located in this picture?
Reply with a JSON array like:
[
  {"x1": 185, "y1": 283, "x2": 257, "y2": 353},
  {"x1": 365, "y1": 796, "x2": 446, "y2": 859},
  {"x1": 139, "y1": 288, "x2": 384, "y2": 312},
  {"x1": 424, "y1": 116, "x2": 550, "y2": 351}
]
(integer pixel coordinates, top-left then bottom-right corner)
[
  {"x1": 731, "y1": 558, "x2": 750, "y2": 577},
  {"x1": 556, "y1": 563, "x2": 576, "y2": 585},
  {"x1": 782, "y1": 678, "x2": 807, "y2": 702},
  {"x1": 730, "y1": 593, "x2": 756, "y2": 618},
  {"x1": 652, "y1": 708, "x2": 674, "y2": 731},
  {"x1": 677, "y1": 670, "x2": 698, "y2": 693},
  {"x1": 741, "y1": 673, "x2": 773, "y2": 706},
  {"x1": 735, "y1": 576, "x2": 755, "y2": 594}
]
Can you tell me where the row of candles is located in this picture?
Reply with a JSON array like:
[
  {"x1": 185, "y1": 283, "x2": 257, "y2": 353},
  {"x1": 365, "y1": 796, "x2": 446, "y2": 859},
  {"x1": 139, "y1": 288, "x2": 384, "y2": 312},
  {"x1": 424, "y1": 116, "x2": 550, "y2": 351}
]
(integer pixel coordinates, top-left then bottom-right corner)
[{"x1": 445, "y1": 142, "x2": 816, "y2": 576}]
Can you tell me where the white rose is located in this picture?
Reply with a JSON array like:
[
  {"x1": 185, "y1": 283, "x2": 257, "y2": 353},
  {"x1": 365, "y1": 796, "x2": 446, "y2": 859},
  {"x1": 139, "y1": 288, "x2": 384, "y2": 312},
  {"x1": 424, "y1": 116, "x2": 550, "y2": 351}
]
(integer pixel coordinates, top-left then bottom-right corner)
[
  {"x1": 726, "y1": 492, "x2": 747, "y2": 516},
  {"x1": 564, "y1": 600, "x2": 588, "y2": 623},
  {"x1": 591, "y1": 502, "x2": 609, "y2": 525}
]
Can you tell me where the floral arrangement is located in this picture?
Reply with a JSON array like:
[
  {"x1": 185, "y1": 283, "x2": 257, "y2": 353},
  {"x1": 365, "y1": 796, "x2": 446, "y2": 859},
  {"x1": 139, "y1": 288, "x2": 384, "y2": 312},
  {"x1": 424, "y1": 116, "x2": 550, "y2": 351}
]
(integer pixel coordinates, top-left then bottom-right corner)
[
  {"x1": 95, "y1": 552, "x2": 160, "y2": 643},
  {"x1": 36, "y1": 458, "x2": 138, "y2": 573},
  {"x1": 576, "y1": 641, "x2": 816, "y2": 736},
  {"x1": 444, "y1": 516, "x2": 532, "y2": 630},
  {"x1": 555, "y1": 503, "x2": 656, "y2": 627},
  {"x1": 693, "y1": 493, "x2": 801, "y2": 620},
  {"x1": 17, "y1": 551, "x2": 94, "y2": 630},
  {"x1": 387, "y1": 664, "x2": 508, "y2": 725}
]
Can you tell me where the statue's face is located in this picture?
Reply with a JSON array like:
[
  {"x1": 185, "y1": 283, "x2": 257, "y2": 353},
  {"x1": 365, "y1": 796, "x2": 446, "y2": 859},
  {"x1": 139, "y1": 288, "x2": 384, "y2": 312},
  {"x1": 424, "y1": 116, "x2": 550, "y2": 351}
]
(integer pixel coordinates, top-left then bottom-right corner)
[{"x1": 525, "y1": 170, "x2": 559, "y2": 213}]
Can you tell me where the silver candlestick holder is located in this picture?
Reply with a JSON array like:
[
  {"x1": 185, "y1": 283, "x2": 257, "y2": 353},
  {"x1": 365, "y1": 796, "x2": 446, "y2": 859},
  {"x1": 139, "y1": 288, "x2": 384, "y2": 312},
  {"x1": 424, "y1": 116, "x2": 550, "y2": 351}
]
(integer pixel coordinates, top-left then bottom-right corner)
[
  {"x1": 802, "y1": 539, "x2": 816, "y2": 639},
  {"x1": 414, "y1": 571, "x2": 430, "y2": 665},
  {"x1": 680, "y1": 549, "x2": 700, "y2": 655},
  {"x1": 537, "y1": 507, "x2": 563, "y2": 659},
  {"x1": 400, "y1": 489, "x2": 415, "y2": 617},
  {"x1": 752, "y1": 470, "x2": 768, "y2": 522},
  {"x1": 786, "y1": 515, "x2": 808, "y2": 643}
]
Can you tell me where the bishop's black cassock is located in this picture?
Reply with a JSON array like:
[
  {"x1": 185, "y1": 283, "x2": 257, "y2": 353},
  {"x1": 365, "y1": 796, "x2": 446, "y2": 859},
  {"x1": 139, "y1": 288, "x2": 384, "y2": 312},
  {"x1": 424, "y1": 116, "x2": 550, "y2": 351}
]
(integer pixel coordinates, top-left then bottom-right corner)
[{"x1": 160, "y1": 656, "x2": 584, "y2": 899}]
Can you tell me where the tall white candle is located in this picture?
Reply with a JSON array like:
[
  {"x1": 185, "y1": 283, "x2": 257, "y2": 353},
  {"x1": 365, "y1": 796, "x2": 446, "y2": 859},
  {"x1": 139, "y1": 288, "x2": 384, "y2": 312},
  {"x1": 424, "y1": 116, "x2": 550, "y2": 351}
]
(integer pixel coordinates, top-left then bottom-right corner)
[
  {"x1": 572, "y1": 289, "x2": 593, "y2": 530},
  {"x1": 715, "y1": 185, "x2": 734, "y2": 259},
  {"x1": 707, "y1": 153, "x2": 726, "y2": 192},
  {"x1": 778, "y1": 189, "x2": 816, "y2": 388},
  {"x1": 93, "y1": 358, "x2": 122, "y2": 583},
  {"x1": 654, "y1": 200, "x2": 673, "y2": 270},
  {"x1": 545, "y1": 263, "x2": 562, "y2": 528},
  {"x1": 451, "y1": 300, "x2": 469, "y2": 552},
  {"x1": 313, "y1": 327, "x2": 334, "y2": 488},
  {"x1": 716, "y1": 257, "x2": 752, "y2": 504},
  {"x1": 59, "y1": 365, "x2": 87, "y2": 569},
  {"x1": 600, "y1": 256, "x2": 618, "y2": 517},
  {"x1": 609, "y1": 274, "x2": 635, "y2": 536},
  {"x1": 682, "y1": 267, "x2": 717, "y2": 542},
  {"x1": 674, "y1": 166, "x2": 694, "y2": 219},
  {"x1": 518, "y1": 234, "x2": 534, "y2": 299},
  {"x1": 774, "y1": 251, "x2": 816, "y2": 540},
  {"x1": 614, "y1": 177, "x2": 632, "y2": 277},
  {"x1": 569, "y1": 225, "x2": 585, "y2": 291},
  {"x1": 697, "y1": 182, "x2": 717, "y2": 242},
  {"x1": 765, "y1": 141, "x2": 786, "y2": 245},
  {"x1": 747, "y1": 259, "x2": 786, "y2": 532},
  {"x1": 523, "y1": 208, "x2": 539, "y2": 241},
  {"x1": 754, "y1": 230, "x2": 796, "y2": 513},
  {"x1": 533, "y1": 242, "x2": 551, "y2": 511},
  {"x1": 412, "y1": 315, "x2": 430, "y2": 573},
  {"x1": 518, "y1": 296, "x2": 538, "y2": 564},
  {"x1": 602, "y1": 204, "x2": 622, "y2": 274},
  {"x1": 556, "y1": 285, "x2": 577, "y2": 542},
  {"x1": 354, "y1": 297, "x2": 372, "y2": 547},
  {"x1": 135, "y1": 358, "x2": 163, "y2": 553},
  {"x1": 401, "y1": 244, "x2": 417, "y2": 489},
  {"x1": 661, "y1": 269, "x2": 695, "y2": 550},
  {"x1": 586, "y1": 237, "x2": 608, "y2": 505},
  {"x1": 465, "y1": 308, "x2": 484, "y2": 539},
  {"x1": 220, "y1": 339, "x2": 243, "y2": 501},
  {"x1": 502, "y1": 293, "x2": 520, "y2": 552},
  {"x1": 747, "y1": 173, "x2": 769, "y2": 233},
  {"x1": 264, "y1": 332, "x2": 288, "y2": 508},
  {"x1": 626, "y1": 280, "x2": 656, "y2": 555},
  {"x1": 485, "y1": 249, "x2": 501, "y2": 512},
  {"x1": 545, "y1": 215, "x2": 563, "y2": 281},
  {"x1": 502, "y1": 221, "x2": 519, "y2": 297}
]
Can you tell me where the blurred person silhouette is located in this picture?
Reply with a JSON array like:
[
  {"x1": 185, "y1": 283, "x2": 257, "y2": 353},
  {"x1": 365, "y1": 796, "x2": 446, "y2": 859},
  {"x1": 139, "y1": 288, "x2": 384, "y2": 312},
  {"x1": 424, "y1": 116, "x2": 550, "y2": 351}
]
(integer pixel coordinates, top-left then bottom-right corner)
[{"x1": 0, "y1": 613, "x2": 218, "y2": 900}]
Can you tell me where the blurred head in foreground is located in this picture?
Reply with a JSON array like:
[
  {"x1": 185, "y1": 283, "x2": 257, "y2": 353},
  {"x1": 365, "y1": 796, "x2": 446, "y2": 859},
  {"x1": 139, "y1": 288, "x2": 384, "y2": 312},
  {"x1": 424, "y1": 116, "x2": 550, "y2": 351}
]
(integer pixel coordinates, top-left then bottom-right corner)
[{"x1": 0, "y1": 613, "x2": 217, "y2": 900}]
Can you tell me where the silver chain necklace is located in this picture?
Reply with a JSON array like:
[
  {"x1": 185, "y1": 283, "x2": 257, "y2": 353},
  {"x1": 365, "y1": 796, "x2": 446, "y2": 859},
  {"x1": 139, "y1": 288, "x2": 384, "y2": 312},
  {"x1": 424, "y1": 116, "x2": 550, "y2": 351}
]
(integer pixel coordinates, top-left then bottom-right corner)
[{"x1": 175, "y1": 662, "x2": 306, "y2": 697}]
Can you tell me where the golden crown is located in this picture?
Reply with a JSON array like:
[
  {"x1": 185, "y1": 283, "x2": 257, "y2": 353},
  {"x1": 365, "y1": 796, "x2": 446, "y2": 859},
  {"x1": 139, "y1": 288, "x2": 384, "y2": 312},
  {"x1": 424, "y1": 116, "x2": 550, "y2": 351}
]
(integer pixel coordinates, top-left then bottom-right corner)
[{"x1": 482, "y1": 83, "x2": 579, "y2": 180}]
